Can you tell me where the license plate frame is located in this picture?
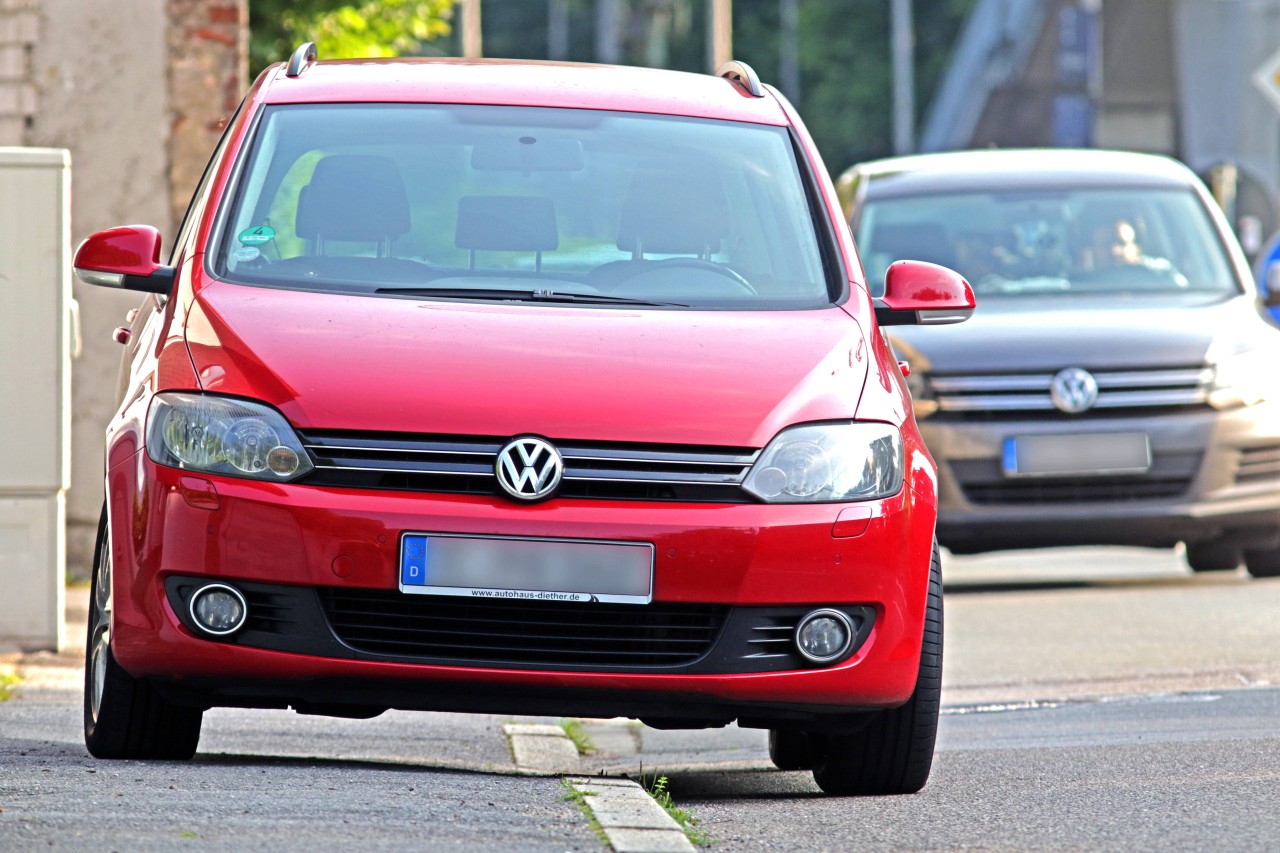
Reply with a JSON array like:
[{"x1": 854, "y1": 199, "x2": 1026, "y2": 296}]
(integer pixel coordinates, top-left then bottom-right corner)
[
  {"x1": 1002, "y1": 432, "x2": 1152, "y2": 478},
  {"x1": 398, "y1": 532, "x2": 654, "y2": 604}
]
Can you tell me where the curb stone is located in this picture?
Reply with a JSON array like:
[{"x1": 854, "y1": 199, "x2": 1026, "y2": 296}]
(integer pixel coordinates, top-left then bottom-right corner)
[{"x1": 567, "y1": 778, "x2": 696, "y2": 853}]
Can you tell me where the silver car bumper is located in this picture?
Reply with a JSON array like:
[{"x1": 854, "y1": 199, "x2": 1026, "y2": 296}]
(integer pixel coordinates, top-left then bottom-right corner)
[{"x1": 922, "y1": 401, "x2": 1280, "y2": 552}]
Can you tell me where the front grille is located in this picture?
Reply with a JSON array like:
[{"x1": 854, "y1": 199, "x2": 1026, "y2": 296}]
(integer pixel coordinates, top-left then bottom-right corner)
[
  {"x1": 962, "y1": 477, "x2": 1191, "y2": 504},
  {"x1": 319, "y1": 588, "x2": 729, "y2": 668},
  {"x1": 297, "y1": 431, "x2": 758, "y2": 503},
  {"x1": 242, "y1": 588, "x2": 299, "y2": 635},
  {"x1": 951, "y1": 452, "x2": 1199, "y2": 505},
  {"x1": 928, "y1": 366, "x2": 1213, "y2": 419},
  {"x1": 1237, "y1": 445, "x2": 1280, "y2": 483}
]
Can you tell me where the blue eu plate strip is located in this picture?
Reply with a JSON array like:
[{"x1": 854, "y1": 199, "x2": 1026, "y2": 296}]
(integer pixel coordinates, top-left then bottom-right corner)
[
  {"x1": 1002, "y1": 438, "x2": 1018, "y2": 476},
  {"x1": 401, "y1": 535, "x2": 428, "y2": 586}
]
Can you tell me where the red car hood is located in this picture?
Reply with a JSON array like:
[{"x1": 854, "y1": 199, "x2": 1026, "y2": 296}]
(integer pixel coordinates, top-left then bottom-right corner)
[{"x1": 184, "y1": 282, "x2": 869, "y2": 447}]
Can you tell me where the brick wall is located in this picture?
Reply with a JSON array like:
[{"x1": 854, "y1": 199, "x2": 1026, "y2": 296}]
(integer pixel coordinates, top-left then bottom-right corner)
[
  {"x1": 0, "y1": 0, "x2": 38, "y2": 145},
  {"x1": 166, "y1": 0, "x2": 247, "y2": 228}
]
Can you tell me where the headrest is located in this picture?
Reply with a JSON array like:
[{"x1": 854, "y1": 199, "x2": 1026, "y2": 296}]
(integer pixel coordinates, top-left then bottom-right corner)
[
  {"x1": 616, "y1": 162, "x2": 730, "y2": 255},
  {"x1": 455, "y1": 196, "x2": 558, "y2": 252},
  {"x1": 295, "y1": 155, "x2": 411, "y2": 242}
]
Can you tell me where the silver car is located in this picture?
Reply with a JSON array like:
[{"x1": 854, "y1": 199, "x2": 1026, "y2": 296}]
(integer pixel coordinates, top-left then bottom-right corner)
[{"x1": 839, "y1": 149, "x2": 1280, "y2": 578}]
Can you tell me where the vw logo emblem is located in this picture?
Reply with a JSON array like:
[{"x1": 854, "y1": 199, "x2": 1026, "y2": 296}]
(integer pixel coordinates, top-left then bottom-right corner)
[
  {"x1": 495, "y1": 436, "x2": 563, "y2": 501},
  {"x1": 1050, "y1": 367, "x2": 1099, "y2": 414}
]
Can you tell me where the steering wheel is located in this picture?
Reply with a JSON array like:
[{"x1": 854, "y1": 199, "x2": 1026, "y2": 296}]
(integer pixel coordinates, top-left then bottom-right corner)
[{"x1": 628, "y1": 258, "x2": 757, "y2": 294}]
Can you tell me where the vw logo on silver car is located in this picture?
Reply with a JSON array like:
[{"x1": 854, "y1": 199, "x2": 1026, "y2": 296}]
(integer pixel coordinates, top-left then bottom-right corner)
[
  {"x1": 495, "y1": 436, "x2": 564, "y2": 501},
  {"x1": 1050, "y1": 367, "x2": 1099, "y2": 414}
]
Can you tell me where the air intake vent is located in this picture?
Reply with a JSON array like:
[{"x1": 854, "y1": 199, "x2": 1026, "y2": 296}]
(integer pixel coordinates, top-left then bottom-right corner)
[
  {"x1": 319, "y1": 588, "x2": 729, "y2": 668},
  {"x1": 1237, "y1": 445, "x2": 1280, "y2": 483}
]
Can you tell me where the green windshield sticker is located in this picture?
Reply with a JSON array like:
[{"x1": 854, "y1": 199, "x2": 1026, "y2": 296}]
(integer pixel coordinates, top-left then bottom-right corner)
[{"x1": 238, "y1": 226, "x2": 276, "y2": 246}]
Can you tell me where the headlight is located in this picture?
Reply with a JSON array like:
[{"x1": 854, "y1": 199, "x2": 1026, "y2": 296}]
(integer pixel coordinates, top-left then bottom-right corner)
[
  {"x1": 1209, "y1": 347, "x2": 1274, "y2": 409},
  {"x1": 146, "y1": 393, "x2": 314, "y2": 481},
  {"x1": 742, "y1": 422, "x2": 903, "y2": 503}
]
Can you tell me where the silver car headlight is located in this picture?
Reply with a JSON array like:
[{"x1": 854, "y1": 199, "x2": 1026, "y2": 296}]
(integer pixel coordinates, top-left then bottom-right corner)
[
  {"x1": 1209, "y1": 347, "x2": 1274, "y2": 409},
  {"x1": 146, "y1": 392, "x2": 314, "y2": 481},
  {"x1": 742, "y1": 422, "x2": 904, "y2": 503}
]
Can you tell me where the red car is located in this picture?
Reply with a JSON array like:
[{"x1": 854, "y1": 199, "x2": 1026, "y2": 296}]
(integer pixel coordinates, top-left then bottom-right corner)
[{"x1": 73, "y1": 45, "x2": 973, "y2": 796}]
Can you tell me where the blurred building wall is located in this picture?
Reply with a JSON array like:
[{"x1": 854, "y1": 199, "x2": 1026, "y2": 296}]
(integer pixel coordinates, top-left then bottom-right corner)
[
  {"x1": 1174, "y1": 0, "x2": 1280, "y2": 236},
  {"x1": 925, "y1": 0, "x2": 1280, "y2": 241},
  {"x1": 7, "y1": 0, "x2": 246, "y2": 573}
]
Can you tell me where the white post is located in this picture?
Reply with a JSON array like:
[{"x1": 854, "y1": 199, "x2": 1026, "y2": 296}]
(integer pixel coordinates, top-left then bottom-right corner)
[
  {"x1": 0, "y1": 148, "x2": 71, "y2": 652},
  {"x1": 709, "y1": 0, "x2": 732, "y2": 71},
  {"x1": 462, "y1": 0, "x2": 483, "y2": 58},
  {"x1": 891, "y1": 0, "x2": 915, "y2": 155}
]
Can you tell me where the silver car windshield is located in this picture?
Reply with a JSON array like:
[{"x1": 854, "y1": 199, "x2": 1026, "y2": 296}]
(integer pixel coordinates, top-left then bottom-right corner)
[
  {"x1": 857, "y1": 187, "x2": 1238, "y2": 298},
  {"x1": 215, "y1": 104, "x2": 833, "y2": 308}
]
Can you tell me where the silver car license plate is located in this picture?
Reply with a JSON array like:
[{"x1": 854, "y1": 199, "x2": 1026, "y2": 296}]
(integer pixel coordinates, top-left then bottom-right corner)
[
  {"x1": 398, "y1": 533, "x2": 654, "y2": 604},
  {"x1": 1003, "y1": 432, "x2": 1152, "y2": 477}
]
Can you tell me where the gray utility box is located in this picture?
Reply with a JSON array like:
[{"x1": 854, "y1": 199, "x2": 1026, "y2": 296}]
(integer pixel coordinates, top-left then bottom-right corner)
[{"x1": 0, "y1": 148, "x2": 72, "y2": 652}]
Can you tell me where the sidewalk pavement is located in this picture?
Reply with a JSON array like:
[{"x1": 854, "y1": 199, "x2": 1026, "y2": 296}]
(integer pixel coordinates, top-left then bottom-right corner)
[
  {"x1": 0, "y1": 584, "x2": 774, "y2": 778},
  {"x1": 0, "y1": 584, "x2": 87, "y2": 697}
]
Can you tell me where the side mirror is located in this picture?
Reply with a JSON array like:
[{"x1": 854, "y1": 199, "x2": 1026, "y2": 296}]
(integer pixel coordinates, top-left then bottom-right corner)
[
  {"x1": 874, "y1": 260, "x2": 975, "y2": 326},
  {"x1": 73, "y1": 225, "x2": 175, "y2": 294}
]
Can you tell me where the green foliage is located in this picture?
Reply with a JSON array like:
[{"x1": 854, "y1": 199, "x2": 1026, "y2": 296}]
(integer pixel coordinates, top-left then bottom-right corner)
[
  {"x1": 289, "y1": 0, "x2": 455, "y2": 59},
  {"x1": 0, "y1": 669, "x2": 18, "y2": 702},
  {"x1": 248, "y1": 0, "x2": 976, "y2": 171},
  {"x1": 735, "y1": 0, "x2": 975, "y2": 173},
  {"x1": 250, "y1": 0, "x2": 454, "y2": 73},
  {"x1": 559, "y1": 718, "x2": 596, "y2": 755}
]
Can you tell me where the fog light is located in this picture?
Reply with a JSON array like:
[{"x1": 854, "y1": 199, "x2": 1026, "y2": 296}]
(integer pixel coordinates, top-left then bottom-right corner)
[
  {"x1": 795, "y1": 609, "x2": 854, "y2": 664},
  {"x1": 189, "y1": 584, "x2": 248, "y2": 636}
]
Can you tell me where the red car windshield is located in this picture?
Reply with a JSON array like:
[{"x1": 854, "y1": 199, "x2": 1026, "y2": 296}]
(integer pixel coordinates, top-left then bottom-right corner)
[{"x1": 215, "y1": 103, "x2": 834, "y2": 308}]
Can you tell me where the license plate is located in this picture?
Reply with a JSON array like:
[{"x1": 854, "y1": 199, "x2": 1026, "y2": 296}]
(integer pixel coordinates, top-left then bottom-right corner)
[
  {"x1": 398, "y1": 533, "x2": 654, "y2": 604},
  {"x1": 1003, "y1": 432, "x2": 1151, "y2": 477}
]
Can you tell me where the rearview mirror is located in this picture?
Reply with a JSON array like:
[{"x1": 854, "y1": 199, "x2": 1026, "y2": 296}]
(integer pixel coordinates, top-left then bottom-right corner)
[
  {"x1": 471, "y1": 137, "x2": 584, "y2": 172},
  {"x1": 73, "y1": 225, "x2": 175, "y2": 294},
  {"x1": 874, "y1": 260, "x2": 975, "y2": 326}
]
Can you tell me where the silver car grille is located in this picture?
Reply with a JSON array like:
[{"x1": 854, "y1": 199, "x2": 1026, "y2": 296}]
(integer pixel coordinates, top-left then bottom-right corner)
[
  {"x1": 928, "y1": 366, "x2": 1213, "y2": 414},
  {"x1": 297, "y1": 431, "x2": 759, "y2": 503}
]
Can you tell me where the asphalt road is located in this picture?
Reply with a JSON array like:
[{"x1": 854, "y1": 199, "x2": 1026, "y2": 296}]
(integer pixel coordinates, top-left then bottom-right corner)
[
  {"x1": 659, "y1": 687, "x2": 1280, "y2": 852},
  {"x1": 2, "y1": 546, "x2": 1278, "y2": 851}
]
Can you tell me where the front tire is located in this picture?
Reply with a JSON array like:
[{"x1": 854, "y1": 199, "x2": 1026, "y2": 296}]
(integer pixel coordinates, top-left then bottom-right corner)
[
  {"x1": 768, "y1": 728, "x2": 816, "y2": 771},
  {"x1": 84, "y1": 509, "x2": 203, "y2": 760},
  {"x1": 810, "y1": 543, "x2": 943, "y2": 796},
  {"x1": 1243, "y1": 546, "x2": 1280, "y2": 579},
  {"x1": 1184, "y1": 541, "x2": 1241, "y2": 573}
]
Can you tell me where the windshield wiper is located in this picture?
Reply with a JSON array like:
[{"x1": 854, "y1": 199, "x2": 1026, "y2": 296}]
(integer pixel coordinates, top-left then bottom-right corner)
[{"x1": 376, "y1": 286, "x2": 688, "y2": 308}]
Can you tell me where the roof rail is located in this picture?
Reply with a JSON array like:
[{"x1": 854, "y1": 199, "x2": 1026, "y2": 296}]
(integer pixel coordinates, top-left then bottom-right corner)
[
  {"x1": 286, "y1": 42, "x2": 318, "y2": 78},
  {"x1": 715, "y1": 60, "x2": 764, "y2": 98}
]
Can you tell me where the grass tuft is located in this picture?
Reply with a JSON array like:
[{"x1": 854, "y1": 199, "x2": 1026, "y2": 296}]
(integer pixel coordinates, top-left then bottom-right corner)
[
  {"x1": 559, "y1": 718, "x2": 596, "y2": 755},
  {"x1": 559, "y1": 779, "x2": 609, "y2": 845},
  {"x1": 0, "y1": 669, "x2": 20, "y2": 702},
  {"x1": 641, "y1": 772, "x2": 711, "y2": 846}
]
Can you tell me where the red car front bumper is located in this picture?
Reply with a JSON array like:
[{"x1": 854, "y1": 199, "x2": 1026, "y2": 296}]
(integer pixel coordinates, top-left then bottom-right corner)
[{"x1": 106, "y1": 453, "x2": 936, "y2": 723}]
